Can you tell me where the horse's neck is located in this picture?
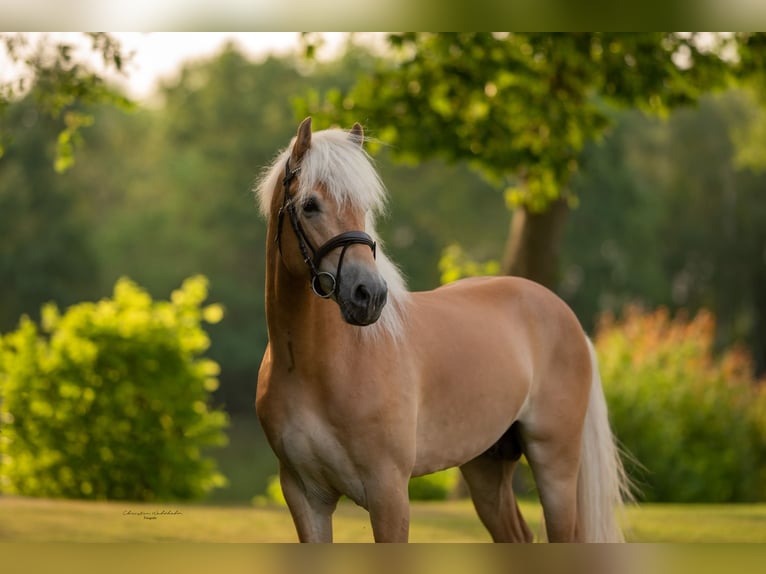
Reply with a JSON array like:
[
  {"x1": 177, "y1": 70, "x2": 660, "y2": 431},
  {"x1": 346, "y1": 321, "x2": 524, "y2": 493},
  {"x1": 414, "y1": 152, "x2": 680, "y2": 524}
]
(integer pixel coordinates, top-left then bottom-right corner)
[{"x1": 265, "y1": 244, "x2": 358, "y2": 371}]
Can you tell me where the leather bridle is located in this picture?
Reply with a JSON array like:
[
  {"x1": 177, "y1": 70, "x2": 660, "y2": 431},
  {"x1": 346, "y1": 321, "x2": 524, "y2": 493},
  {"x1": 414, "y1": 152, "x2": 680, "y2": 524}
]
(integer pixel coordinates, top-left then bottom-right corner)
[{"x1": 276, "y1": 158, "x2": 377, "y2": 299}]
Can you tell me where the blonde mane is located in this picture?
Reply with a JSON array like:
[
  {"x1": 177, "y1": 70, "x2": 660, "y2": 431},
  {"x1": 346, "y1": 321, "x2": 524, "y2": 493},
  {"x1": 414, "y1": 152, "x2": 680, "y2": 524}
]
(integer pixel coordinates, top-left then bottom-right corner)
[{"x1": 256, "y1": 128, "x2": 410, "y2": 341}]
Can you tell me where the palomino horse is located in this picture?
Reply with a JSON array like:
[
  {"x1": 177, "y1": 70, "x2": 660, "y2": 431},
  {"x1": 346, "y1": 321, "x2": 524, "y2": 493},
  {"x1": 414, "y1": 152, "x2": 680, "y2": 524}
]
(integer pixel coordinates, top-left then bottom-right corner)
[{"x1": 255, "y1": 118, "x2": 631, "y2": 542}]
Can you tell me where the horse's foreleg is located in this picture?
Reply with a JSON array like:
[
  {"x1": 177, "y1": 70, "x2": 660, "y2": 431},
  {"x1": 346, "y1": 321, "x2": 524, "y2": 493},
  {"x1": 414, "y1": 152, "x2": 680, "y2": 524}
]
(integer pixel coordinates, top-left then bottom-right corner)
[
  {"x1": 279, "y1": 462, "x2": 338, "y2": 543},
  {"x1": 460, "y1": 455, "x2": 533, "y2": 542},
  {"x1": 364, "y1": 472, "x2": 411, "y2": 542}
]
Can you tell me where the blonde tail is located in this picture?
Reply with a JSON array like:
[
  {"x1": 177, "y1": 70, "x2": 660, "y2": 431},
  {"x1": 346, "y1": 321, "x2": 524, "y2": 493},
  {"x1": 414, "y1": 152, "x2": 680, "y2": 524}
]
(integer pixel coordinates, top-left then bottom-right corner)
[{"x1": 576, "y1": 338, "x2": 633, "y2": 542}]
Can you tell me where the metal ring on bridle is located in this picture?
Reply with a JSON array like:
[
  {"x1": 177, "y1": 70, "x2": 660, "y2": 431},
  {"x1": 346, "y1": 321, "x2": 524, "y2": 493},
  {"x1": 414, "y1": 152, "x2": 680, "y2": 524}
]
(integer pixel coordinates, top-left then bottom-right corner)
[{"x1": 311, "y1": 272, "x2": 336, "y2": 299}]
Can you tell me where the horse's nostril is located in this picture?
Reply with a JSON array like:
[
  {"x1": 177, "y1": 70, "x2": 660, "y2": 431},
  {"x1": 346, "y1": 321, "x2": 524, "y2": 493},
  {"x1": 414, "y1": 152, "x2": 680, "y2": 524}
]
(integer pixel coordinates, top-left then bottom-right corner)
[{"x1": 354, "y1": 284, "x2": 371, "y2": 305}]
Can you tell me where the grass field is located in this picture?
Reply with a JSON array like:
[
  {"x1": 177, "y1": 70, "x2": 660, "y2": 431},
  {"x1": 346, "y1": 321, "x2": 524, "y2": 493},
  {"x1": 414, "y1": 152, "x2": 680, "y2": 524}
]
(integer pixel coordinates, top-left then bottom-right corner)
[
  {"x1": 1, "y1": 495, "x2": 765, "y2": 542},
  {"x1": 3, "y1": 416, "x2": 763, "y2": 543}
]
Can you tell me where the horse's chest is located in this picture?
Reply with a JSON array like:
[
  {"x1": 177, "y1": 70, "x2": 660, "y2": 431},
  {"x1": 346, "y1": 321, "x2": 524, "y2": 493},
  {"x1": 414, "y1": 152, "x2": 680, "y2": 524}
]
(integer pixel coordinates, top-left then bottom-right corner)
[{"x1": 275, "y1": 408, "x2": 367, "y2": 506}]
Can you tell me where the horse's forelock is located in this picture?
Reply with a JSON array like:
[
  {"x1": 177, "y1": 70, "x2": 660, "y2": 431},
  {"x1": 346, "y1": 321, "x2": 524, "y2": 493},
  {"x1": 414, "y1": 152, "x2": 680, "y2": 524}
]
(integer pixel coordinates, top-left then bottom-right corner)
[
  {"x1": 297, "y1": 129, "x2": 387, "y2": 215},
  {"x1": 256, "y1": 129, "x2": 385, "y2": 217}
]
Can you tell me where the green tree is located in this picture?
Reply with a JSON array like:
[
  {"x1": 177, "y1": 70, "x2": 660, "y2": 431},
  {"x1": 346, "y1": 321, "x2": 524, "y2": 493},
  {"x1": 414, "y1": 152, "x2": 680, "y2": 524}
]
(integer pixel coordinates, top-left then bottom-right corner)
[
  {"x1": 0, "y1": 33, "x2": 131, "y2": 171},
  {"x1": 301, "y1": 32, "x2": 741, "y2": 287}
]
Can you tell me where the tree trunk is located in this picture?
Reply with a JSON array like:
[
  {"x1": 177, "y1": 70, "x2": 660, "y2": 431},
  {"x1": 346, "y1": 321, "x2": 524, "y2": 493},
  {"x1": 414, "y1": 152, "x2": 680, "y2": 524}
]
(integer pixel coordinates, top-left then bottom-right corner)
[{"x1": 501, "y1": 199, "x2": 570, "y2": 289}]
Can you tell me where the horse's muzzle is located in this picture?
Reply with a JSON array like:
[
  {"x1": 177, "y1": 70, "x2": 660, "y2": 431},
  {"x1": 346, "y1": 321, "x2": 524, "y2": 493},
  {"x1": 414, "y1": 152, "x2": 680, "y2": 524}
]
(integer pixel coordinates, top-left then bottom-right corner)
[{"x1": 337, "y1": 264, "x2": 388, "y2": 326}]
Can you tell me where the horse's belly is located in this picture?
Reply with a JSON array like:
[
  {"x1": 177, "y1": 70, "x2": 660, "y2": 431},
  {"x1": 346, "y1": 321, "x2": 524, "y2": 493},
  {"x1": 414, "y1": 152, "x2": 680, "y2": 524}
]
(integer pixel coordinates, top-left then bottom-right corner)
[
  {"x1": 412, "y1": 383, "x2": 529, "y2": 476},
  {"x1": 412, "y1": 339, "x2": 532, "y2": 475}
]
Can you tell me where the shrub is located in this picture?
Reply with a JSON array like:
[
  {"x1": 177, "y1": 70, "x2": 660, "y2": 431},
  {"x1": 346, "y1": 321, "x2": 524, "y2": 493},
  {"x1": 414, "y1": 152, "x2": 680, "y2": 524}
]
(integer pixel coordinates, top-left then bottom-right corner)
[
  {"x1": 254, "y1": 474, "x2": 286, "y2": 507},
  {"x1": 408, "y1": 468, "x2": 461, "y2": 501},
  {"x1": 0, "y1": 276, "x2": 229, "y2": 501},
  {"x1": 596, "y1": 306, "x2": 766, "y2": 502}
]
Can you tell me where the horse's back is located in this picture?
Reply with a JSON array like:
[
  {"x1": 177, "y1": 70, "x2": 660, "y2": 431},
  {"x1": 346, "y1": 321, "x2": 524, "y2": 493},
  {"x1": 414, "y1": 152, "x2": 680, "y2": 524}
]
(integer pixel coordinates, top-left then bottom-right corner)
[
  {"x1": 414, "y1": 275, "x2": 583, "y2": 345},
  {"x1": 429, "y1": 274, "x2": 569, "y2": 310},
  {"x1": 424, "y1": 274, "x2": 592, "y2": 398}
]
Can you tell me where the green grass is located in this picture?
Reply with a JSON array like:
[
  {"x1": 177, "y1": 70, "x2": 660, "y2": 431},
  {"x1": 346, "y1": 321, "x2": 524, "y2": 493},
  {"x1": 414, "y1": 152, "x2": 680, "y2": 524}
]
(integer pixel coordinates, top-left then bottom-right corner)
[{"x1": 1, "y1": 496, "x2": 764, "y2": 542}]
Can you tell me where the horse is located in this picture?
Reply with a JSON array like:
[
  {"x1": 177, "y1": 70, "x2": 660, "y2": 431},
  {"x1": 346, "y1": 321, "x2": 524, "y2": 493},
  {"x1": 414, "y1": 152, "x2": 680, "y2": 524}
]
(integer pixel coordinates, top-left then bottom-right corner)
[{"x1": 255, "y1": 117, "x2": 631, "y2": 543}]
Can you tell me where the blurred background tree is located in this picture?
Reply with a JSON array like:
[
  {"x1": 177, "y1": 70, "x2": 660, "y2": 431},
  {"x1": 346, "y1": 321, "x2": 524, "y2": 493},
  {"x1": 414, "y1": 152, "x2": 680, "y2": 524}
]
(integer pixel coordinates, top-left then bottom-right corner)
[
  {"x1": 0, "y1": 33, "x2": 132, "y2": 171},
  {"x1": 0, "y1": 32, "x2": 133, "y2": 335},
  {"x1": 563, "y1": 91, "x2": 766, "y2": 373}
]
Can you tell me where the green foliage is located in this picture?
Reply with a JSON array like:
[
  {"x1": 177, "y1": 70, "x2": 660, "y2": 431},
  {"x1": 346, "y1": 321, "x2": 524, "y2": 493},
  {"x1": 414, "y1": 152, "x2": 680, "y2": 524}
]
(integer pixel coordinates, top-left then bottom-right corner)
[
  {"x1": 255, "y1": 474, "x2": 287, "y2": 507},
  {"x1": 408, "y1": 468, "x2": 461, "y2": 501},
  {"x1": 54, "y1": 110, "x2": 94, "y2": 173},
  {"x1": 301, "y1": 32, "x2": 737, "y2": 211},
  {"x1": 0, "y1": 276, "x2": 228, "y2": 501},
  {"x1": 438, "y1": 244, "x2": 499, "y2": 284},
  {"x1": 1, "y1": 33, "x2": 133, "y2": 171},
  {"x1": 596, "y1": 307, "x2": 766, "y2": 502}
]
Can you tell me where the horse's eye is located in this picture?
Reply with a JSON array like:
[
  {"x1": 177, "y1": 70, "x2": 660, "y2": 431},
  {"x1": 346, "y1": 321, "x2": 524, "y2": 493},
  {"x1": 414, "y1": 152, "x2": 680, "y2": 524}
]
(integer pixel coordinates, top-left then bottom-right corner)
[{"x1": 303, "y1": 197, "x2": 321, "y2": 215}]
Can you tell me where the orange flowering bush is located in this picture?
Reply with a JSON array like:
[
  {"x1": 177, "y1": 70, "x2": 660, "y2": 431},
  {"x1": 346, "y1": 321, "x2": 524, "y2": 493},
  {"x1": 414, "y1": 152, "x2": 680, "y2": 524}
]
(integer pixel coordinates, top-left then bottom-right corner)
[{"x1": 595, "y1": 306, "x2": 766, "y2": 502}]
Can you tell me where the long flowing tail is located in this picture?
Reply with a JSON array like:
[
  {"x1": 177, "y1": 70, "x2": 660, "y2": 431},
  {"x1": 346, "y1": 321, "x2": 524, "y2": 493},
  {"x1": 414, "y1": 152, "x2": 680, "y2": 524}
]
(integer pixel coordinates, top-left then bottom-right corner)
[{"x1": 576, "y1": 338, "x2": 634, "y2": 542}]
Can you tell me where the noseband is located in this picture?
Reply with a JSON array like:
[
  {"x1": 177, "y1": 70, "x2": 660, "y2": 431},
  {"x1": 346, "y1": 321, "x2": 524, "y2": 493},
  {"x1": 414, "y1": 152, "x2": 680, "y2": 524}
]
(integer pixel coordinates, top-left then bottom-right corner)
[{"x1": 276, "y1": 158, "x2": 377, "y2": 298}]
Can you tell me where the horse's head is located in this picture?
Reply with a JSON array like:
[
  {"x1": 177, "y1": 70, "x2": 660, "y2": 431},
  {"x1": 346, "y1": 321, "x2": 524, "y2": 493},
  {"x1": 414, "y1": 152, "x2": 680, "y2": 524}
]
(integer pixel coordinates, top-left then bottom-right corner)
[{"x1": 274, "y1": 117, "x2": 388, "y2": 327}]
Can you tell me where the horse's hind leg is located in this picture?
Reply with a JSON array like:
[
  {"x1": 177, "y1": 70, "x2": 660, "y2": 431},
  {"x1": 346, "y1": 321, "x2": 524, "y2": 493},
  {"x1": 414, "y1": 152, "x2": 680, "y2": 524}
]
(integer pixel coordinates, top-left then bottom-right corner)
[
  {"x1": 459, "y1": 455, "x2": 533, "y2": 542},
  {"x1": 523, "y1": 429, "x2": 582, "y2": 542}
]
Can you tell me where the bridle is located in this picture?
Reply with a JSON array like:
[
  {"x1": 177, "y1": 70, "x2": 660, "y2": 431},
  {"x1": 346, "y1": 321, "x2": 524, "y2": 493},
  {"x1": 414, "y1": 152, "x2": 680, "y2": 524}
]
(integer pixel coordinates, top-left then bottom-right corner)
[{"x1": 276, "y1": 158, "x2": 377, "y2": 299}]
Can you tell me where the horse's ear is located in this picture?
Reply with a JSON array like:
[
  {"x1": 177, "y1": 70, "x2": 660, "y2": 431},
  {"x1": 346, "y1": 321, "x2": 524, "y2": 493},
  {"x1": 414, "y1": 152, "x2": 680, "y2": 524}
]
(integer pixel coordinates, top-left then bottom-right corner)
[
  {"x1": 349, "y1": 122, "x2": 364, "y2": 147},
  {"x1": 292, "y1": 117, "x2": 312, "y2": 162}
]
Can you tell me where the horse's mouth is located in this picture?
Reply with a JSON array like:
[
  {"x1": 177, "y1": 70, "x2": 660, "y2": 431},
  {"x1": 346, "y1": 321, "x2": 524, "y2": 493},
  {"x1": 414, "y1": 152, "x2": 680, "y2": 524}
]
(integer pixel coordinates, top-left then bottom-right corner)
[{"x1": 338, "y1": 296, "x2": 386, "y2": 327}]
